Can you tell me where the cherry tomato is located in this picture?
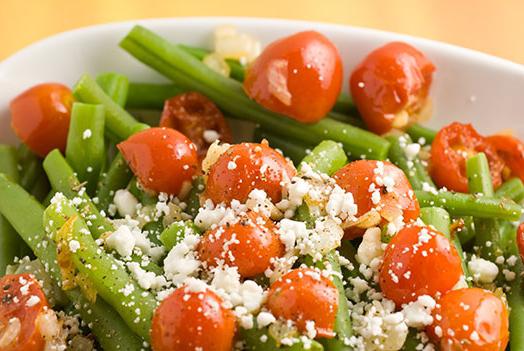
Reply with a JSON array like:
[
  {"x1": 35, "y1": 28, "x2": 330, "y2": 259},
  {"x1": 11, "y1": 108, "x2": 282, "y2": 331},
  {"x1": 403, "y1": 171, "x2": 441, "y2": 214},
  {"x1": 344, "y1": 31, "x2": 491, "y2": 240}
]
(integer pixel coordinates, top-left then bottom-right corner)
[
  {"x1": 0, "y1": 274, "x2": 50, "y2": 351},
  {"x1": 267, "y1": 268, "x2": 338, "y2": 338},
  {"x1": 244, "y1": 31, "x2": 343, "y2": 123},
  {"x1": 427, "y1": 288, "x2": 509, "y2": 351},
  {"x1": 205, "y1": 142, "x2": 296, "y2": 205},
  {"x1": 332, "y1": 160, "x2": 419, "y2": 238},
  {"x1": 517, "y1": 223, "x2": 524, "y2": 263},
  {"x1": 379, "y1": 225, "x2": 463, "y2": 306},
  {"x1": 159, "y1": 92, "x2": 232, "y2": 159},
  {"x1": 487, "y1": 134, "x2": 524, "y2": 182},
  {"x1": 118, "y1": 127, "x2": 199, "y2": 195},
  {"x1": 430, "y1": 123, "x2": 504, "y2": 193},
  {"x1": 198, "y1": 211, "x2": 284, "y2": 278},
  {"x1": 350, "y1": 42, "x2": 435, "y2": 134},
  {"x1": 151, "y1": 286, "x2": 235, "y2": 351},
  {"x1": 10, "y1": 83, "x2": 73, "y2": 157}
]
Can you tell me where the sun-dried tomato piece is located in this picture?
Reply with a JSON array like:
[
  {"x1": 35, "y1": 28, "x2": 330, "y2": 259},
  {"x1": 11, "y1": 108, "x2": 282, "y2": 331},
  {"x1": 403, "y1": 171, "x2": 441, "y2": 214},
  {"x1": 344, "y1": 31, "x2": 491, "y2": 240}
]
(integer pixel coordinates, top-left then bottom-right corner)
[{"x1": 159, "y1": 92, "x2": 232, "y2": 158}]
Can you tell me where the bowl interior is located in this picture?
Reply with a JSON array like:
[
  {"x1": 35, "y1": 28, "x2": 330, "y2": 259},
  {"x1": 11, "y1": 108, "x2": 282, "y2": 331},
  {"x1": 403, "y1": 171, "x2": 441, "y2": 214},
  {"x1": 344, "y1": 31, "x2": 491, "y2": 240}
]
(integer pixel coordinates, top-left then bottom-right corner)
[{"x1": 1, "y1": 17, "x2": 523, "y2": 145}]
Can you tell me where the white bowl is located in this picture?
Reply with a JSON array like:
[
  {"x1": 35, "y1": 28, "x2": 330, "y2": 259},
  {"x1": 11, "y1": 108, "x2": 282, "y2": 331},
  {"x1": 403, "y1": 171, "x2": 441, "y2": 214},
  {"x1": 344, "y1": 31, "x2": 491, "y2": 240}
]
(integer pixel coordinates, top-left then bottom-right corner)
[{"x1": 1, "y1": 17, "x2": 524, "y2": 145}]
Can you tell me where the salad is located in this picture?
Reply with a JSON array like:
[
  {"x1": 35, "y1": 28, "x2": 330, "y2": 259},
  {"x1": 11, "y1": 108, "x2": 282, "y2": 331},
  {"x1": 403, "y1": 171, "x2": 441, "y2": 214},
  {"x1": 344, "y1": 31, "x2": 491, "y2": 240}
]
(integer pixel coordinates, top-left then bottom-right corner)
[{"x1": 0, "y1": 24, "x2": 523, "y2": 351}]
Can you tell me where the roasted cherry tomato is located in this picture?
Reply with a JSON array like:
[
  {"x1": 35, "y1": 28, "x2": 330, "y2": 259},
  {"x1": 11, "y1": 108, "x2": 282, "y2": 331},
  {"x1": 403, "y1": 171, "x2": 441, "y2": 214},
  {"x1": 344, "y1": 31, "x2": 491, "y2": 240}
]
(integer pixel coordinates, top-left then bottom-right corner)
[
  {"x1": 427, "y1": 288, "x2": 509, "y2": 351},
  {"x1": 198, "y1": 211, "x2": 284, "y2": 278},
  {"x1": 487, "y1": 134, "x2": 524, "y2": 182},
  {"x1": 0, "y1": 274, "x2": 50, "y2": 351},
  {"x1": 430, "y1": 123, "x2": 504, "y2": 193},
  {"x1": 333, "y1": 160, "x2": 419, "y2": 238},
  {"x1": 517, "y1": 223, "x2": 524, "y2": 263},
  {"x1": 350, "y1": 42, "x2": 435, "y2": 134},
  {"x1": 10, "y1": 83, "x2": 73, "y2": 157},
  {"x1": 159, "y1": 92, "x2": 232, "y2": 159},
  {"x1": 151, "y1": 286, "x2": 235, "y2": 351},
  {"x1": 205, "y1": 142, "x2": 296, "y2": 205},
  {"x1": 118, "y1": 127, "x2": 199, "y2": 195},
  {"x1": 379, "y1": 225, "x2": 463, "y2": 306},
  {"x1": 244, "y1": 31, "x2": 343, "y2": 123},
  {"x1": 267, "y1": 268, "x2": 338, "y2": 338}
]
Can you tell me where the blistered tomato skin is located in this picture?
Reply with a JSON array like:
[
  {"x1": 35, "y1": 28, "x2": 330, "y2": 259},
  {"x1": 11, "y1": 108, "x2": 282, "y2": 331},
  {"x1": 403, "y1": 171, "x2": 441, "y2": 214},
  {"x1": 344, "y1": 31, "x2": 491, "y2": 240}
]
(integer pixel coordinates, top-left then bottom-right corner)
[
  {"x1": 205, "y1": 142, "x2": 296, "y2": 205},
  {"x1": 151, "y1": 287, "x2": 235, "y2": 351},
  {"x1": 118, "y1": 127, "x2": 199, "y2": 195},
  {"x1": 379, "y1": 225, "x2": 463, "y2": 306},
  {"x1": 267, "y1": 268, "x2": 338, "y2": 338},
  {"x1": 430, "y1": 122, "x2": 504, "y2": 193},
  {"x1": 198, "y1": 211, "x2": 284, "y2": 278},
  {"x1": 0, "y1": 274, "x2": 50, "y2": 351},
  {"x1": 428, "y1": 288, "x2": 509, "y2": 351},
  {"x1": 244, "y1": 31, "x2": 343, "y2": 123},
  {"x1": 159, "y1": 92, "x2": 232, "y2": 159},
  {"x1": 10, "y1": 83, "x2": 73, "y2": 157},
  {"x1": 487, "y1": 134, "x2": 524, "y2": 183},
  {"x1": 333, "y1": 160, "x2": 420, "y2": 238},
  {"x1": 350, "y1": 42, "x2": 435, "y2": 135}
]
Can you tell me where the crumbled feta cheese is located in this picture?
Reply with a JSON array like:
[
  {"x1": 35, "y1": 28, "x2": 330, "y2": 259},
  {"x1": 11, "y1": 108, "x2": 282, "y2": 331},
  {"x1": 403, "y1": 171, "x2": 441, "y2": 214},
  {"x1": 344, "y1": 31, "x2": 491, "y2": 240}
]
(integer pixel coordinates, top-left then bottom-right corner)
[
  {"x1": 203, "y1": 130, "x2": 220, "y2": 143},
  {"x1": 82, "y1": 129, "x2": 92, "y2": 140},
  {"x1": 105, "y1": 225, "x2": 136, "y2": 257},
  {"x1": 256, "y1": 311, "x2": 276, "y2": 328},
  {"x1": 68, "y1": 240, "x2": 80, "y2": 253},
  {"x1": 357, "y1": 227, "x2": 384, "y2": 265},
  {"x1": 113, "y1": 189, "x2": 139, "y2": 217},
  {"x1": 163, "y1": 234, "x2": 201, "y2": 285},
  {"x1": 127, "y1": 262, "x2": 167, "y2": 290},
  {"x1": 468, "y1": 256, "x2": 499, "y2": 283},
  {"x1": 401, "y1": 295, "x2": 436, "y2": 328},
  {"x1": 26, "y1": 295, "x2": 41, "y2": 307}
]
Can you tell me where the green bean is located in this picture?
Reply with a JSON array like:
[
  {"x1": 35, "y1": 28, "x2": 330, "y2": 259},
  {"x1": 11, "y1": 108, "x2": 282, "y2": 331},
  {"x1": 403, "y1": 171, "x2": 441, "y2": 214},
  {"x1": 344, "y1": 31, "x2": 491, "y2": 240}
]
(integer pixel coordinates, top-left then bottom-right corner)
[
  {"x1": 333, "y1": 92, "x2": 358, "y2": 116},
  {"x1": 466, "y1": 153, "x2": 503, "y2": 260},
  {"x1": 327, "y1": 111, "x2": 365, "y2": 129},
  {"x1": 45, "y1": 198, "x2": 157, "y2": 340},
  {"x1": 386, "y1": 134, "x2": 434, "y2": 190},
  {"x1": 29, "y1": 172, "x2": 50, "y2": 202},
  {"x1": 495, "y1": 177, "x2": 524, "y2": 204},
  {"x1": 73, "y1": 73, "x2": 149, "y2": 141},
  {"x1": 127, "y1": 82, "x2": 186, "y2": 110},
  {"x1": 120, "y1": 25, "x2": 390, "y2": 160},
  {"x1": 406, "y1": 124, "x2": 437, "y2": 144},
  {"x1": 240, "y1": 324, "x2": 324, "y2": 350},
  {"x1": 178, "y1": 44, "x2": 246, "y2": 81},
  {"x1": 254, "y1": 128, "x2": 311, "y2": 166},
  {"x1": 300, "y1": 140, "x2": 348, "y2": 176},
  {"x1": 0, "y1": 175, "x2": 144, "y2": 350},
  {"x1": 128, "y1": 177, "x2": 157, "y2": 206},
  {"x1": 96, "y1": 72, "x2": 130, "y2": 107},
  {"x1": 43, "y1": 150, "x2": 113, "y2": 238},
  {"x1": 65, "y1": 103, "x2": 106, "y2": 195},
  {"x1": 414, "y1": 190, "x2": 522, "y2": 221},
  {"x1": 96, "y1": 153, "x2": 133, "y2": 212},
  {"x1": 17, "y1": 144, "x2": 45, "y2": 191},
  {"x1": 337, "y1": 239, "x2": 360, "y2": 280},
  {"x1": 453, "y1": 216, "x2": 476, "y2": 245},
  {"x1": 0, "y1": 146, "x2": 25, "y2": 274},
  {"x1": 159, "y1": 220, "x2": 200, "y2": 250},
  {"x1": 401, "y1": 329, "x2": 423, "y2": 351},
  {"x1": 420, "y1": 207, "x2": 470, "y2": 284},
  {"x1": 315, "y1": 251, "x2": 354, "y2": 351},
  {"x1": 185, "y1": 176, "x2": 205, "y2": 218}
]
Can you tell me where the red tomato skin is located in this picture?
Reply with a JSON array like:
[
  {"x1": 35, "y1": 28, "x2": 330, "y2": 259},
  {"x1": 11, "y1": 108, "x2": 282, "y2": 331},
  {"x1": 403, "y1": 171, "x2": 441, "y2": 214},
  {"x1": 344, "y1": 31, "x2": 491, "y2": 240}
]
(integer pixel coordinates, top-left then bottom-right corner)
[
  {"x1": 430, "y1": 123, "x2": 504, "y2": 193},
  {"x1": 244, "y1": 31, "x2": 343, "y2": 123},
  {"x1": 267, "y1": 268, "x2": 338, "y2": 338},
  {"x1": 198, "y1": 211, "x2": 284, "y2": 278},
  {"x1": 0, "y1": 274, "x2": 50, "y2": 351},
  {"x1": 117, "y1": 127, "x2": 199, "y2": 195},
  {"x1": 10, "y1": 83, "x2": 73, "y2": 157},
  {"x1": 517, "y1": 223, "x2": 524, "y2": 263},
  {"x1": 350, "y1": 42, "x2": 435, "y2": 134},
  {"x1": 379, "y1": 225, "x2": 463, "y2": 306},
  {"x1": 205, "y1": 143, "x2": 296, "y2": 205},
  {"x1": 487, "y1": 134, "x2": 524, "y2": 182},
  {"x1": 427, "y1": 288, "x2": 509, "y2": 351},
  {"x1": 333, "y1": 160, "x2": 420, "y2": 238},
  {"x1": 151, "y1": 287, "x2": 235, "y2": 351}
]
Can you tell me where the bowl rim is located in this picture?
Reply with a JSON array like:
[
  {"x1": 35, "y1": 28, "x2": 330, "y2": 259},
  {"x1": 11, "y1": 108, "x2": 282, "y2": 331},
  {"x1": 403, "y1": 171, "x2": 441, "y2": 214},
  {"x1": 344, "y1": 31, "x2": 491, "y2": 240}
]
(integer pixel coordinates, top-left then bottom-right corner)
[{"x1": 1, "y1": 16, "x2": 523, "y2": 74}]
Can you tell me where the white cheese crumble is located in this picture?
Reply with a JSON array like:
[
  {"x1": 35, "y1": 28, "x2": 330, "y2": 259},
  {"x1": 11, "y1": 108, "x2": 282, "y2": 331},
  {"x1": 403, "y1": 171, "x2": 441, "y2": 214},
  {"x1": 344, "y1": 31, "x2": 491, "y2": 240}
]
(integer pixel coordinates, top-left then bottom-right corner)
[
  {"x1": 357, "y1": 227, "x2": 384, "y2": 266},
  {"x1": 468, "y1": 256, "x2": 499, "y2": 283},
  {"x1": 113, "y1": 189, "x2": 139, "y2": 217},
  {"x1": 163, "y1": 234, "x2": 201, "y2": 285},
  {"x1": 401, "y1": 295, "x2": 436, "y2": 328},
  {"x1": 105, "y1": 225, "x2": 136, "y2": 257},
  {"x1": 68, "y1": 240, "x2": 80, "y2": 253}
]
